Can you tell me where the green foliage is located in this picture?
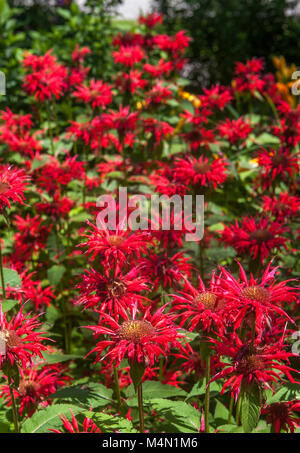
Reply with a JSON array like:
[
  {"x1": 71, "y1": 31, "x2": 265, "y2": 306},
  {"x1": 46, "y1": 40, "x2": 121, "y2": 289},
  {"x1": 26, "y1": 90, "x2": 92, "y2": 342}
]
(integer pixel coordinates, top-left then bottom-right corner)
[
  {"x1": 21, "y1": 404, "x2": 84, "y2": 433},
  {"x1": 154, "y1": 0, "x2": 300, "y2": 88}
]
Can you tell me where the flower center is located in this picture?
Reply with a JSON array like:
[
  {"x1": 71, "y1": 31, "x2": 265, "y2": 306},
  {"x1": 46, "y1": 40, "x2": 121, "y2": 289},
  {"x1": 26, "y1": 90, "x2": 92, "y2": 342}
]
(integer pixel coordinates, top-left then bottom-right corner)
[
  {"x1": 109, "y1": 235, "x2": 124, "y2": 247},
  {"x1": 241, "y1": 286, "x2": 270, "y2": 303},
  {"x1": 249, "y1": 229, "x2": 273, "y2": 243},
  {"x1": 0, "y1": 329, "x2": 23, "y2": 349},
  {"x1": 19, "y1": 380, "x2": 39, "y2": 397},
  {"x1": 107, "y1": 279, "x2": 127, "y2": 298},
  {"x1": 194, "y1": 291, "x2": 217, "y2": 310},
  {"x1": 237, "y1": 353, "x2": 264, "y2": 375},
  {"x1": 193, "y1": 162, "x2": 211, "y2": 174},
  {"x1": 272, "y1": 154, "x2": 287, "y2": 166},
  {"x1": 0, "y1": 182, "x2": 10, "y2": 194},
  {"x1": 268, "y1": 403, "x2": 289, "y2": 419},
  {"x1": 118, "y1": 320, "x2": 155, "y2": 343}
]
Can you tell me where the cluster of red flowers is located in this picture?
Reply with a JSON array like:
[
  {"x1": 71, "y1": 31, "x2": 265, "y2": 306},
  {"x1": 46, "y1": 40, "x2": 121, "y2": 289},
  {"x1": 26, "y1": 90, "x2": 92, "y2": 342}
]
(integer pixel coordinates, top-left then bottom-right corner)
[{"x1": 0, "y1": 11, "x2": 298, "y2": 434}]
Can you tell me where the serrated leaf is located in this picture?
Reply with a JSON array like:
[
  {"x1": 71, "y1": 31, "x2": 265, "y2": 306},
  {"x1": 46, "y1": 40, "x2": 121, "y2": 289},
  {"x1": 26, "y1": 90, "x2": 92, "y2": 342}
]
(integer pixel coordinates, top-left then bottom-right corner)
[
  {"x1": 47, "y1": 265, "x2": 66, "y2": 286},
  {"x1": 83, "y1": 411, "x2": 138, "y2": 433},
  {"x1": 40, "y1": 352, "x2": 81, "y2": 365},
  {"x1": 2, "y1": 268, "x2": 21, "y2": 289},
  {"x1": 266, "y1": 383, "x2": 300, "y2": 404},
  {"x1": 0, "y1": 299, "x2": 19, "y2": 312},
  {"x1": 50, "y1": 382, "x2": 113, "y2": 409},
  {"x1": 21, "y1": 404, "x2": 83, "y2": 433},
  {"x1": 241, "y1": 384, "x2": 261, "y2": 433},
  {"x1": 126, "y1": 381, "x2": 186, "y2": 406},
  {"x1": 150, "y1": 398, "x2": 200, "y2": 433}
]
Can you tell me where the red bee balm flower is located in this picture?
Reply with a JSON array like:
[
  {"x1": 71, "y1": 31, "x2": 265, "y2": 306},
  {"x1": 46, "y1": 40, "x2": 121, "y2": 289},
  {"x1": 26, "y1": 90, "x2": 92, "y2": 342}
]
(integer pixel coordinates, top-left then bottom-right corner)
[
  {"x1": 210, "y1": 333, "x2": 299, "y2": 399},
  {"x1": 0, "y1": 165, "x2": 29, "y2": 210},
  {"x1": 173, "y1": 155, "x2": 228, "y2": 189},
  {"x1": 86, "y1": 304, "x2": 179, "y2": 367},
  {"x1": 257, "y1": 147, "x2": 299, "y2": 189},
  {"x1": 1, "y1": 364, "x2": 70, "y2": 416},
  {"x1": 171, "y1": 271, "x2": 225, "y2": 333},
  {"x1": 222, "y1": 217, "x2": 288, "y2": 263},
  {"x1": 261, "y1": 401, "x2": 300, "y2": 433},
  {"x1": 80, "y1": 220, "x2": 151, "y2": 272},
  {"x1": 0, "y1": 307, "x2": 48, "y2": 368},
  {"x1": 73, "y1": 79, "x2": 112, "y2": 110},
  {"x1": 220, "y1": 261, "x2": 298, "y2": 337},
  {"x1": 76, "y1": 267, "x2": 149, "y2": 317}
]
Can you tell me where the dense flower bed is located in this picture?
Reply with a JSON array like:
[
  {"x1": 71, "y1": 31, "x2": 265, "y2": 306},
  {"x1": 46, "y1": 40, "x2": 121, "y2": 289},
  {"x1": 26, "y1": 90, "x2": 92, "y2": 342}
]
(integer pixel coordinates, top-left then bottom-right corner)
[{"x1": 0, "y1": 12, "x2": 299, "y2": 434}]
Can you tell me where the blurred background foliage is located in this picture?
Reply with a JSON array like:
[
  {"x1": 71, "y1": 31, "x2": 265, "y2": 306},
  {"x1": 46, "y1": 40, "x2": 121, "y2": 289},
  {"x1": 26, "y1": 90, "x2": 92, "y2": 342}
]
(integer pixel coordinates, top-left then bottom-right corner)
[
  {"x1": 153, "y1": 0, "x2": 300, "y2": 89},
  {"x1": 1, "y1": 0, "x2": 300, "y2": 97}
]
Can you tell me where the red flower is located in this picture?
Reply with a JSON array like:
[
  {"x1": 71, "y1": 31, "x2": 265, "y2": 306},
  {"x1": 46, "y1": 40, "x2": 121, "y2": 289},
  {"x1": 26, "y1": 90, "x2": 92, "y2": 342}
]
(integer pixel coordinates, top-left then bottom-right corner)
[
  {"x1": 256, "y1": 147, "x2": 299, "y2": 189},
  {"x1": 210, "y1": 333, "x2": 299, "y2": 399},
  {"x1": 73, "y1": 79, "x2": 112, "y2": 109},
  {"x1": 23, "y1": 50, "x2": 67, "y2": 102},
  {"x1": 222, "y1": 217, "x2": 288, "y2": 263},
  {"x1": 112, "y1": 46, "x2": 145, "y2": 67},
  {"x1": 140, "y1": 251, "x2": 193, "y2": 290},
  {"x1": 261, "y1": 192, "x2": 300, "y2": 221},
  {"x1": 0, "y1": 307, "x2": 48, "y2": 368},
  {"x1": 200, "y1": 85, "x2": 232, "y2": 111},
  {"x1": 171, "y1": 271, "x2": 225, "y2": 333},
  {"x1": 71, "y1": 44, "x2": 91, "y2": 64},
  {"x1": 220, "y1": 261, "x2": 298, "y2": 337},
  {"x1": 145, "y1": 82, "x2": 172, "y2": 106},
  {"x1": 12, "y1": 214, "x2": 49, "y2": 263},
  {"x1": 1, "y1": 363, "x2": 70, "y2": 416},
  {"x1": 144, "y1": 59, "x2": 172, "y2": 78},
  {"x1": 80, "y1": 220, "x2": 152, "y2": 272},
  {"x1": 138, "y1": 12, "x2": 163, "y2": 28},
  {"x1": 232, "y1": 58, "x2": 265, "y2": 94},
  {"x1": 182, "y1": 127, "x2": 215, "y2": 150},
  {"x1": 76, "y1": 267, "x2": 149, "y2": 317},
  {"x1": 218, "y1": 117, "x2": 252, "y2": 146},
  {"x1": 115, "y1": 69, "x2": 147, "y2": 94},
  {"x1": 0, "y1": 165, "x2": 29, "y2": 211},
  {"x1": 261, "y1": 401, "x2": 300, "y2": 433},
  {"x1": 50, "y1": 410, "x2": 101, "y2": 433},
  {"x1": 173, "y1": 155, "x2": 228, "y2": 189},
  {"x1": 86, "y1": 304, "x2": 179, "y2": 367},
  {"x1": 36, "y1": 193, "x2": 74, "y2": 220}
]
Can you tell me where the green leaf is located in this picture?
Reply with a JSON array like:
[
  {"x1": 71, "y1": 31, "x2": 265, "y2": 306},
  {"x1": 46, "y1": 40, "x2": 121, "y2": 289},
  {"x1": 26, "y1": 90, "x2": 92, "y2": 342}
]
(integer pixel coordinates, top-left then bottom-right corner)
[
  {"x1": 50, "y1": 382, "x2": 113, "y2": 409},
  {"x1": 126, "y1": 381, "x2": 186, "y2": 406},
  {"x1": 21, "y1": 404, "x2": 83, "y2": 433},
  {"x1": 266, "y1": 383, "x2": 300, "y2": 404},
  {"x1": 40, "y1": 352, "x2": 81, "y2": 365},
  {"x1": 2, "y1": 268, "x2": 21, "y2": 289},
  {"x1": 83, "y1": 411, "x2": 138, "y2": 433},
  {"x1": 241, "y1": 383, "x2": 261, "y2": 433},
  {"x1": 217, "y1": 423, "x2": 244, "y2": 433},
  {"x1": 150, "y1": 399, "x2": 200, "y2": 433},
  {"x1": 47, "y1": 265, "x2": 66, "y2": 286},
  {"x1": 0, "y1": 299, "x2": 18, "y2": 312}
]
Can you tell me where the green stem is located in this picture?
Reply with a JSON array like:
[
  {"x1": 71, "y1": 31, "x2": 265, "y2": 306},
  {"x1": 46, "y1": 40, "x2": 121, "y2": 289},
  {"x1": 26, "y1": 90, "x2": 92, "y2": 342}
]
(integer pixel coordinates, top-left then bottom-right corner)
[
  {"x1": 113, "y1": 366, "x2": 121, "y2": 410},
  {"x1": 204, "y1": 355, "x2": 211, "y2": 433},
  {"x1": 236, "y1": 390, "x2": 243, "y2": 426},
  {"x1": 228, "y1": 395, "x2": 234, "y2": 424},
  {"x1": 137, "y1": 382, "x2": 144, "y2": 433},
  {"x1": 159, "y1": 357, "x2": 164, "y2": 382},
  {"x1": 46, "y1": 102, "x2": 54, "y2": 155},
  {"x1": 7, "y1": 369, "x2": 19, "y2": 433},
  {"x1": 0, "y1": 242, "x2": 6, "y2": 301}
]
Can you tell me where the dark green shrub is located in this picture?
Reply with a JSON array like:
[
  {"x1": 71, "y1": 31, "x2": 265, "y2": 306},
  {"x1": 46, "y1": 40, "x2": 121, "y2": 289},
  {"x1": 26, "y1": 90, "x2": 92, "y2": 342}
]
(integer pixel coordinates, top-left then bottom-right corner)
[{"x1": 153, "y1": 0, "x2": 300, "y2": 89}]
